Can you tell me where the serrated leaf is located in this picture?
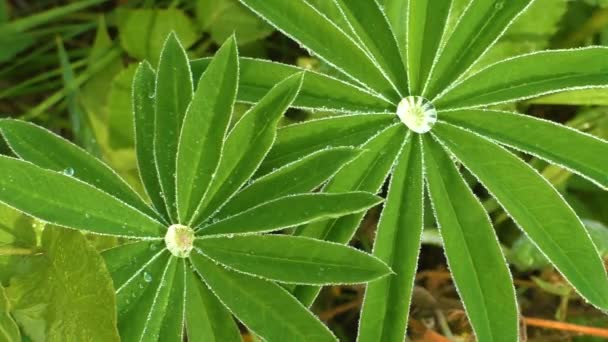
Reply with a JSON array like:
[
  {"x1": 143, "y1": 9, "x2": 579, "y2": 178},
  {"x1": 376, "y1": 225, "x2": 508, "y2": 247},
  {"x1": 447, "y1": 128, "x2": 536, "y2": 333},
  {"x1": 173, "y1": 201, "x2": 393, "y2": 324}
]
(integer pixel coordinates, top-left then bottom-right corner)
[
  {"x1": 434, "y1": 122, "x2": 608, "y2": 309},
  {"x1": 0, "y1": 156, "x2": 164, "y2": 238},
  {"x1": 190, "y1": 73, "x2": 304, "y2": 226},
  {"x1": 217, "y1": 147, "x2": 362, "y2": 219},
  {"x1": 441, "y1": 109, "x2": 608, "y2": 189},
  {"x1": 424, "y1": 135, "x2": 518, "y2": 342},
  {"x1": 190, "y1": 252, "x2": 336, "y2": 342},
  {"x1": 0, "y1": 285, "x2": 20, "y2": 342},
  {"x1": 190, "y1": 57, "x2": 393, "y2": 114},
  {"x1": 358, "y1": 135, "x2": 424, "y2": 342},
  {"x1": 177, "y1": 37, "x2": 238, "y2": 222},
  {"x1": 196, "y1": 235, "x2": 390, "y2": 284},
  {"x1": 199, "y1": 193, "x2": 382, "y2": 236},
  {"x1": 435, "y1": 48, "x2": 608, "y2": 109}
]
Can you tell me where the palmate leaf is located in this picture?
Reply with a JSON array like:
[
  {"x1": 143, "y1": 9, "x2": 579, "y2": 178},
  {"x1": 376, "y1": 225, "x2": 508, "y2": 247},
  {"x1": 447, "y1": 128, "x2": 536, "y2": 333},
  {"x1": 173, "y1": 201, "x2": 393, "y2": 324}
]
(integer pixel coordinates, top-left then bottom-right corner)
[
  {"x1": 0, "y1": 33, "x2": 393, "y2": 341},
  {"x1": 237, "y1": 0, "x2": 608, "y2": 340}
]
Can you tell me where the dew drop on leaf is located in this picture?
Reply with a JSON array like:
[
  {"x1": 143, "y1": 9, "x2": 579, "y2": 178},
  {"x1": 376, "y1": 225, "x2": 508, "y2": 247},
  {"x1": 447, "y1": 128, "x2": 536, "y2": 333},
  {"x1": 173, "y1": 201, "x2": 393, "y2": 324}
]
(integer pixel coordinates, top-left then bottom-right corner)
[
  {"x1": 396, "y1": 96, "x2": 437, "y2": 134},
  {"x1": 143, "y1": 272, "x2": 152, "y2": 283},
  {"x1": 63, "y1": 167, "x2": 75, "y2": 176}
]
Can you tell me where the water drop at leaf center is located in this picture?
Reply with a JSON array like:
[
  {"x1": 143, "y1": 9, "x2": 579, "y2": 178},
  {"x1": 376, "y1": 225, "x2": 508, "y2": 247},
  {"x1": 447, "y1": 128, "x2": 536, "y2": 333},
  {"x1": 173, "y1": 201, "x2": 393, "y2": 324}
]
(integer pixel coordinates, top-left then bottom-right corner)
[
  {"x1": 396, "y1": 96, "x2": 437, "y2": 134},
  {"x1": 165, "y1": 224, "x2": 195, "y2": 258}
]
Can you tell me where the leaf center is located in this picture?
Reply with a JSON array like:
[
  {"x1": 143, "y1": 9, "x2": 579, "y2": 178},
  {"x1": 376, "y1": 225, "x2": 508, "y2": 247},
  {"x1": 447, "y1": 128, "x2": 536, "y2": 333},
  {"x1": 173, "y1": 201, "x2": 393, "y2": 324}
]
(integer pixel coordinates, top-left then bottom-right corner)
[
  {"x1": 165, "y1": 224, "x2": 195, "y2": 258},
  {"x1": 396, "y1": 96, "x2": 437, "y2": 134}
]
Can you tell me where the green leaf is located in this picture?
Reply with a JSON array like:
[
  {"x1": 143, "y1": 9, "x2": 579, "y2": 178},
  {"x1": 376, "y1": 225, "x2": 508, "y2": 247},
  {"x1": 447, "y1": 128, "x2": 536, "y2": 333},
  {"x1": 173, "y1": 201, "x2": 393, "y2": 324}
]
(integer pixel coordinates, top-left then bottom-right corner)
[
  {"x1": 528, "y1": 88, "x2": 608, "y2": 106},
  {"x1": 6, "y1": 228, "x2": 119, "y2": 342},
  {"x1": 0, "y1": 119, "x2": 158, "y2": 220},
  {"x1": 106, "y1": 64, "x2": 136, "y2": 150},
  {"x1": 358, "y1": 135, "x2": 424, "y2": 342},
  {"x1": 217, "y1": 147, "x2": 362, "y2": 219},
  {"x1": 190, "y1": 73, "x2": 304, "y2": 226},
  {"x1": 425, "y1": 0, "x2": 531, "y2": 98},
  {"x1": 177, "y1": 37, "x2": 238, "y2": 222},
  {"x1": 190, "y1": 57, "x2": 393, "y2": 114},
  {"x1": 154, "y1": 33, "x2": 194, "y2": 222},
  {"x1": 424, "y1": 135, "x2": 518, "y2": 342},
  {"x1": 196, "y1": 0, "x2": 273, "y2": 44},
  {"x1": 0, "y1": 285, "x2": 20, "y2": 342},
  {"x1": 333, "y1": 0, "x2": 408, "y2": 95},
  {"x1": 435, "y1": 48, "x2": 608, "y2": 109},
  {"x1": 196, "y1": 235, "x2": 390, "y2": 284},
  {"x1": 199, "y1": 193, "x2": 382, "y2": 236},
  {"x1": 184, "y1": 270, "x2": 242, "y2": 342},
  {"x1": 441, "y1": 109, "x2": 608, "y2": 189},
  {"x1": 0, "y1": 203, "x2": 36, "y2": 250},
  {"x1": 116, "y1": 8, "x2": 198, "y2": 65},
  {"x1": 407, "y1": 0, "x2": 452, "y2": 94},
  {"x1": 434, "y1": 122, "x2": 608, "y2": 309},
  {"x1": 133, "y1": 61, "x2": 169, "y2": 220},
  {"x1": 0, "y1": 156, "x2": 164, "y2": 238},
  {"x1": 293, "y1": 124, "x2": 406, "y2": 306},
  {"x1": 238, "y1": 0, "x2": 398, "y2": 101},
  {"x1": 378, "y1": 0, "x2": 407, "y2": 64},
  {"x1": 260, "y1": 114, "x2": 395, "y2": 175},
  {"x1": 190, "y1": 252, "x2": 337, "y2": 342}
]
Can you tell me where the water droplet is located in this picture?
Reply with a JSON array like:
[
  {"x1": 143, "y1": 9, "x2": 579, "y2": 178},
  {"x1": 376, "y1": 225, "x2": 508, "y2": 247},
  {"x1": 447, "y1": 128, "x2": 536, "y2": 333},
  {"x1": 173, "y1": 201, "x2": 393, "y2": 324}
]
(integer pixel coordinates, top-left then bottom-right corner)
[
  {"x1": 148, "y1": 92, "x2": 156, "y2": 99},
  {"x1": 396, "y1": 96, "x2": 437, "y2": 134},
  {"x1": 85, "y1": 213, "x2": 90, "y2": 219},
  {"x1": 143, "y1": 272, "x2": 153, "y2": 283},
  {"x1": 63, "y1": 167, "x2": 75, "y2": 176},
  {"x1": 494, "y1": 1, "x2": 505, "y2": 10},
  {"x1": 226, "y1": 234, "x2": 234, "y2": 239}
]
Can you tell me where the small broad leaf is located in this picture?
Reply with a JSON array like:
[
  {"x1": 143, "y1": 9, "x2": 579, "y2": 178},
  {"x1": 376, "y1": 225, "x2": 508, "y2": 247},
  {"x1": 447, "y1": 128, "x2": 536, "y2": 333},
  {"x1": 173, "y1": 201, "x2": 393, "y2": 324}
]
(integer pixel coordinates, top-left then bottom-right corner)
[
  {"x1": 154, "y1": 32, "x2": 194, "y2": 222},
  {"x1": 177, "y1": 37, "x2": 238, "y2": 222},
  {"x1": 441, "y1": 109, "x2": 608, "y2": 189},
  {"x1": 190, "y1": 252, "x2": 337, "y2": 342},
  {"x1": 358, "y1": 134, "x2": 425, "y2": 342},
  {"x1": 0, "y1": 285, "x2": 20, "y2": 342},
  {"x1": 0, "y1": 155, "x2": 164, "y2": 238},
  {"x1": 199, "y1": 192, "x2": 382, "y2": 236},
  {"x1": 434, "y1": 122, "x2": 608, "y2": 309},
  {"x1": 424, "y1": 135, "x2": 518, "y2": 342},
  {"x1": 195, "y1": 235, "x2": 391, "y2": 284},
  {"x1": 435, "y1": 48, "x2": 608, "y2": 109}
]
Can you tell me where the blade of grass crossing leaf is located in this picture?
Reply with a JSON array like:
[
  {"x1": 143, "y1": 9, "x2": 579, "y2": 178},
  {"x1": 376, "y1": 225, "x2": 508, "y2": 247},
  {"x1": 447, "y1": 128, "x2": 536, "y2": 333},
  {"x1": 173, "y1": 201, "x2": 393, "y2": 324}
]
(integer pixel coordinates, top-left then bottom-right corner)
[
  {"x1": 189, "y1": 73, "x2": 304, "y2": 227},
  {"x1": 0, "y1": 119, "x2": 161, "y2": 221},
  {"x1": 238, "y1": 0, "x2": 399, "y2": 102},
  {"x1": 0, "y1": 156, "x2": 165, "y2": 238},
  {"x1": 133, "y1": 62, "x2": 170, "y2": 221},
  {"x1": 217, "y1": 147, "x2": 363, "y2": 219},
  {"x1": 260, "y1": 114, "x2": 394, "y2": 175},
  {"x1": 440, "y1": 110, "x2": 608, "y2": 189},
  {"x1": 154, "y1": 33, "x2": 193, "y2": 222},
  {"x1": 195, "y1": 235, "x2": 390, "y2": 284},
  {"x1": 190, "y1": 252, "x2": 337, "y2": 342},
  {"x1": 184, "y1": 269, "x2": 241, "y2": 342},
  {"x1": 333, "y1": 0, "x2": 408, "y2": 95},
  {"x1": 408, "y1": 0, "x2": 452, "y2": 95},
  {"x1": 293, "y1": 124, "x2": 406, "y2": 306},
  {"x1": 424, "y1": 135, "x2": 518, "y2": 342},
  {"x1": 434, "y1": 122, "x2": 608, "y2": 309},
  {"x1": 358, "y1": 134, "x2": 424, "y2": 342},
  {"x1": 198, "y1": 193, "x2": 382, "y2": 236},
  {"x1": 435, "y1": 48, "x2": 608, "y2": 109},
  {"x1": 425, "y1": 0, "x2": 531, "y2": 99},
  {"x1": 176, "y1": 37, "x2": 238, "y2": 222}
]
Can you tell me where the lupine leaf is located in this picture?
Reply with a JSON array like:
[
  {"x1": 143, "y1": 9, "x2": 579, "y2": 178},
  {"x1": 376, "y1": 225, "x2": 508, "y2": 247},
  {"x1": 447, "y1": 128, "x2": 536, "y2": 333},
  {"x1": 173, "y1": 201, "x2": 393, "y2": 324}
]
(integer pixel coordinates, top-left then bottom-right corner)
[
  {"x1": 0, "y1": 119, "x2": 158, "y2": 220},
  {"x1": 154, "y1": 32, "x2": 193, "y2": 222},
  {"x1": 238, "y1": 0, "x2": 398, "y2": 101},
  {"x1": 333, "y1": 0, "x2": 408, "y2": 95},
  {"x1": 379, "y1": 0, "x2": 408, "y2": 64},
  {"x1": 0, "y1": 285, "x2": 20, "y2": 342},
  {"x1": 190, "y1": 252, "x2": 337, "y2": 342},
  {"x1": 217, "y1": 147, "x2": 362, "y2": 219},
  {"x1": 441, "y1": 109, "x2": 608, "y2": 189},
  {"x1": 358, "y1": 134, "x2": 424, "y2": 342},
  {"x1": 435, "y1": 48, "x2": 608, "y2": 109},
  {"x1": 424, "y1": 135, "x2": 518, "y2": 342},
  {"x1": 199, "y1": 193, "x2": 382, "y2": 236},
  {"x1": 196, "y1": 235, "x2": 390, "y2": 284},
  {"x1": 184, "y1": 270, "x2": 242, "y2": 342},
  {"x1": 133, "y1": 61, "x2": 170, "y2": 220},
  {"x1": 260, "y1": 114, "x2": 394, "y2": 175},
  {"x1": 190, "y1": 57, "x2": 393, "y2": 113},
  {"x1": 190, "y1": 73, "x2": 304, "y2": 226},
  {"x1": 293, "y1": 124, "x2": 406, "y2": 306},
  {"x1": 176, "y1": 37, "x2": 238, "y2": 222},
  {"x1": 426, "y1": 0, "x2": 531, "y2": 98},
  {"x1": 434, "y1": 122, "x2": 608, "y2": 309},
  {"x1": 0, "y1": 156, "x2": 165, "y2": 238},
  {"x1": 103, "y1": 240, "x2": 165, "y2": 294},
  {"x1": 157, "y1": 259, "x2": 186, "y2": 341}
]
